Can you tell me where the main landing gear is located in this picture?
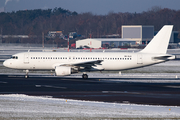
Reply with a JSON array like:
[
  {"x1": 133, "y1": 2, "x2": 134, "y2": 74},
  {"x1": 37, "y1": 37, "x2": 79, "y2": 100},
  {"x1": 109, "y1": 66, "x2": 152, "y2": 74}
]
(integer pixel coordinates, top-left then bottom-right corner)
[{"x1": 82, "y1": 73, "x2": 88, "y2": 79}]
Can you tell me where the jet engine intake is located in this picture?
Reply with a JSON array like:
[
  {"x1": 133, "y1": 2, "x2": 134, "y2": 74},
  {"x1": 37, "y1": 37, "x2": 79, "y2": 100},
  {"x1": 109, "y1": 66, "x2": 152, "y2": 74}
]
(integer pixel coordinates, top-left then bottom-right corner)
[{"x1": 55, "y1": 66, "x2": 71, "y2": 76}]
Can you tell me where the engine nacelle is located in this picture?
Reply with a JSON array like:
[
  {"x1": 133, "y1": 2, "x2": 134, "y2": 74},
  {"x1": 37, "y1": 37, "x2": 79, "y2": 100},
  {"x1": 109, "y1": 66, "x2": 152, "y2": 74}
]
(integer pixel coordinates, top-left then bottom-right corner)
[{"x1": 55, "y1": 66, "x2": 71, "y2": 76}]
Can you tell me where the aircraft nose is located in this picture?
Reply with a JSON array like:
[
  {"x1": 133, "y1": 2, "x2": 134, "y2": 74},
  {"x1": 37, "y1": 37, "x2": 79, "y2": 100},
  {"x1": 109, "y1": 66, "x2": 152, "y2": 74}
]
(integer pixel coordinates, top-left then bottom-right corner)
[{"x1": 3, "y1": 60, "x2": 10, "y2": 67}]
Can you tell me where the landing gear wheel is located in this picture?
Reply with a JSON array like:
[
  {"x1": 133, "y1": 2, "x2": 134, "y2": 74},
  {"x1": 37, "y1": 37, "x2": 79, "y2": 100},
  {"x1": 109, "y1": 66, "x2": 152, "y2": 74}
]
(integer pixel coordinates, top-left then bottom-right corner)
[
  {"x1": 82, "y1": 74, "x2": 88, "y2": 79},
  {"x1": 25, "y1": 75, "x2": 29, "y2": 78}
]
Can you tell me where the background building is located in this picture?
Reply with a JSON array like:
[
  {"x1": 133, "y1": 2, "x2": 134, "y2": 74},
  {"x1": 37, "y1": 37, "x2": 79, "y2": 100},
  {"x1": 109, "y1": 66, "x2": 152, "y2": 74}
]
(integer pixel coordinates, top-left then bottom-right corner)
[
  {"x1": 76, "y1": 25, "x2": 179, "y2": 49},
  {"x1": 122, "y1": 25, "x2": 154, "y2": 44},
  {"x1": 169, "y1": 31, "x2": 180, "y2": 43},
  {"x1": 76, "y1": 38, "x2": 136, "y2": 49}
]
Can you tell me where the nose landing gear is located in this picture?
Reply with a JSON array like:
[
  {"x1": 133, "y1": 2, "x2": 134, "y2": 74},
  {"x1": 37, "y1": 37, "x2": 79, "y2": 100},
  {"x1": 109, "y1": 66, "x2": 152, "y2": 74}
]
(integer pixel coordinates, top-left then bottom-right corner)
[{"x1": 25, "y1": 70, "x2": 29, "y2": 78}]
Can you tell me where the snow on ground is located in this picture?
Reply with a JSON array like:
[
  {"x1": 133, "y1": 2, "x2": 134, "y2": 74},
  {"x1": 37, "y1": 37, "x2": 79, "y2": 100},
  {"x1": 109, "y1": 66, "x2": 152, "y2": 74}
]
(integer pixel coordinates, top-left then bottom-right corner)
[{"x1": 0, "y1": 94, "x2": 180, "y2": 119}]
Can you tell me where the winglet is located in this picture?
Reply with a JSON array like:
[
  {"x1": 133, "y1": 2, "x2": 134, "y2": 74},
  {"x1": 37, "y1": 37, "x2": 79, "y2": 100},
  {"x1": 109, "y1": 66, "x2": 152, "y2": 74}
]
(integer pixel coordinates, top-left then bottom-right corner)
[{"x1": 140, "y1": 25, "x2": 173, "y2": 54}]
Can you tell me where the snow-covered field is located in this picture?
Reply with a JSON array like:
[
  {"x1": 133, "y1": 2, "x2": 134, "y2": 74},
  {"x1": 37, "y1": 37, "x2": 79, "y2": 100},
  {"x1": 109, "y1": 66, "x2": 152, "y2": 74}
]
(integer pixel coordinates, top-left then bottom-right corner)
[{"x1": 0, "y1": 94, "x2": 180, "y2": 119}]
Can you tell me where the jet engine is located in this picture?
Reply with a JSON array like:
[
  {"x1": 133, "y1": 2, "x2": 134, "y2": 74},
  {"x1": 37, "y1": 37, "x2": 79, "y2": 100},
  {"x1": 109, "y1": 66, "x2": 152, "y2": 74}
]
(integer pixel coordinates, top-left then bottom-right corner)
[{"x1": 55, "y1": 66, "x2": 71, "y2": 76}]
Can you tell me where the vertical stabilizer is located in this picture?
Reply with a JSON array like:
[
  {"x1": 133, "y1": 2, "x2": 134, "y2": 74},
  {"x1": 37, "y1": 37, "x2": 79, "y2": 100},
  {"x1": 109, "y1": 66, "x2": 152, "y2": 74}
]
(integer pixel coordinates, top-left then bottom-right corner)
[{"x1": 140, "y1": 25, "x2": 173, "y2": 54}]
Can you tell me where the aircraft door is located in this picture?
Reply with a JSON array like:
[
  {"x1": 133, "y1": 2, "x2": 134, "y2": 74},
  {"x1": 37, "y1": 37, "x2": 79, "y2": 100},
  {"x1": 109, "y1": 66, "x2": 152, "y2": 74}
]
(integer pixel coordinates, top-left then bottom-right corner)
[
  {"x1": 24, "y1": 54, "x2": 29, "y2": 64},
  {"x1": 137, "y1": 54, "x2": 143, "y2": 64}
]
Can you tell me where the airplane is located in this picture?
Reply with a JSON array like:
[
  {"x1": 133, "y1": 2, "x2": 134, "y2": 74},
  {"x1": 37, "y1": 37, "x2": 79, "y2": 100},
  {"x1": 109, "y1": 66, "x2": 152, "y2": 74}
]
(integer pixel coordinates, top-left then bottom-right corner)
[{"x1": 3, "y1": 25, "x2": 175, "y2": 79}]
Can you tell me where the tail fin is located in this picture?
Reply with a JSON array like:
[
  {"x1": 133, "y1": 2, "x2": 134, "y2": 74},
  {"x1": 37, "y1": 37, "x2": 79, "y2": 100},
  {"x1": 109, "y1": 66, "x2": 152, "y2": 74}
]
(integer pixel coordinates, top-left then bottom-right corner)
[{"x1": 140, "y1": 25, "x2": 173, "y2": 54}]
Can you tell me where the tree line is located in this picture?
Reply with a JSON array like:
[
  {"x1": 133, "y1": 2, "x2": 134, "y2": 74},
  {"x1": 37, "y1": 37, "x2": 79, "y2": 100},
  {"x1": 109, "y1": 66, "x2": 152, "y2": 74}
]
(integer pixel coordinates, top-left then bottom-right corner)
[{"x1": 0, "y1": 6, "x2": 180, "y2": 45}]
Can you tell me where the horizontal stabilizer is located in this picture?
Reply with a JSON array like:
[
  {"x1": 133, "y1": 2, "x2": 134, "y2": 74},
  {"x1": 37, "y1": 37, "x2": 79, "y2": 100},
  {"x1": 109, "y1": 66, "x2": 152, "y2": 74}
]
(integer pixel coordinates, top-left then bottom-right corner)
[{"x1": 153, "y1": 55, "x2": 175, "y2": 60}]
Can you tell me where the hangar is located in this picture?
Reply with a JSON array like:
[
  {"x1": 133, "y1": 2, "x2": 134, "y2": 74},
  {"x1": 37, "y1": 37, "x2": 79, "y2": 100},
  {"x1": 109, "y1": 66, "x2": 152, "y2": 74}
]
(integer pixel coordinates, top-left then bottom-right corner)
[
  {"x1": 76, "y1": 38, "x2": 136, "y2": 49},
  {"x1": 76, "y1": 25, "x2": 154, "y2": 48},
  {"x1": 122, "y1": 25, "x2": 154, "y2": 44}
]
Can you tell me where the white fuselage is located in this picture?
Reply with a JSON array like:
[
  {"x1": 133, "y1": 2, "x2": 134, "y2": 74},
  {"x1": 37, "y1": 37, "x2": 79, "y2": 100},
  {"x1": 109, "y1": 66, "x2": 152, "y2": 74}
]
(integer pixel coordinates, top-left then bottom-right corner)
[{"x1": 3, "y1": 52, "x2": 170, "y2": 71}]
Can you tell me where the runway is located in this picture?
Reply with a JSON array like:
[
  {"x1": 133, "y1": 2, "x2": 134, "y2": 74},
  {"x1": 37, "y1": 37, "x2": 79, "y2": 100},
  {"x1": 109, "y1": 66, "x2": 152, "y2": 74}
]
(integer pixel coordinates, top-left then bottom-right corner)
[{"x1": 1, "y1": 74, "x2": 180, "y2": 106}]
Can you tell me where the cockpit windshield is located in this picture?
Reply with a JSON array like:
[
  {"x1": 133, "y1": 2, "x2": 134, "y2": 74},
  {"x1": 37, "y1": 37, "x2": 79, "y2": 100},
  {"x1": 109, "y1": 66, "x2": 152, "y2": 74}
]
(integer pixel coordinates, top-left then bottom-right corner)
[{"x1": 11, "y1": 56, "x2": 18, "y2": 59}]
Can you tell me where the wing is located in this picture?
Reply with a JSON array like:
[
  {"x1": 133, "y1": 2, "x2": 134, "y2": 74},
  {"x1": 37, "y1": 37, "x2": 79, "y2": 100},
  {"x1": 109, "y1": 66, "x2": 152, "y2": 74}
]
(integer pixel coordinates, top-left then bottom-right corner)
[
  {"x1": 56, "y1": 60, "x2": 104, "y2": 70},
  {"x1": 71, "y1": 60, "x2": 103, "y2": 67}
]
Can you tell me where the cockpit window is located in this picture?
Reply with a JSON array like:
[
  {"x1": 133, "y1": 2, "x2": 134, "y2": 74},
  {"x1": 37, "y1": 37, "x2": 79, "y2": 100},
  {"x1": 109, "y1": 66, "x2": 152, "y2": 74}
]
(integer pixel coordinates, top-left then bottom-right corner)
[{"x1": 11, "y1": 56, "x2": 18, "y2": 59}]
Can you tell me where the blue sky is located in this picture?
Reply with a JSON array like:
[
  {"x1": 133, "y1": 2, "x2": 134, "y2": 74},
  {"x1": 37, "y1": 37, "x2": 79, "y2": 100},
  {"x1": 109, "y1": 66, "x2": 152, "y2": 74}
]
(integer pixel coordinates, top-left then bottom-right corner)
[{"x1": 0, "y1": 0, "x2": 180, "y2": 14}]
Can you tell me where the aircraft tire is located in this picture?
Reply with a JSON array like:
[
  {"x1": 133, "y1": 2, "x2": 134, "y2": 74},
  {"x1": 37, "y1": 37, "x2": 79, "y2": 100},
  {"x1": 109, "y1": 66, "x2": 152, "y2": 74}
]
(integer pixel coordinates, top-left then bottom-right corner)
[
  {"x1": 82, "y1": 74, "x2": 88, "y2": 79},
  {"x1": 25, "y1": 75, "x2": 29, "y2": 78}
]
